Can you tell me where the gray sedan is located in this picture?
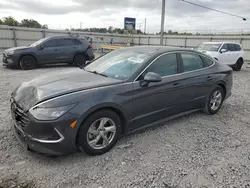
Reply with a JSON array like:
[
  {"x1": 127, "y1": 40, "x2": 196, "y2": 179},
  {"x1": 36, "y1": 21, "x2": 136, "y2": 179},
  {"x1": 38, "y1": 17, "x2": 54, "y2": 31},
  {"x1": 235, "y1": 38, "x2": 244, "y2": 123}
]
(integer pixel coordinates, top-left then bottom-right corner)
[{"x1": 10, "y1": 46, "x2": 232, "y2": 156}]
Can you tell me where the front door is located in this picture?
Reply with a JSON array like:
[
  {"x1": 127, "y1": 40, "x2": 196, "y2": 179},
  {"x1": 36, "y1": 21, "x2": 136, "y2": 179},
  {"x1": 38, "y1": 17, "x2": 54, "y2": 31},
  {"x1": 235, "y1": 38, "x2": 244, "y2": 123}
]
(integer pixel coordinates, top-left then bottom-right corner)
[
  {"x1": 218, "y1": 43, "x2": 232, "y2": 64},
  {"x1": 35, "y1": 39, "x2": 62, "y2": 64},
  {"x1": 131, "y1": 53, "x2": 186, "y2": 130}
]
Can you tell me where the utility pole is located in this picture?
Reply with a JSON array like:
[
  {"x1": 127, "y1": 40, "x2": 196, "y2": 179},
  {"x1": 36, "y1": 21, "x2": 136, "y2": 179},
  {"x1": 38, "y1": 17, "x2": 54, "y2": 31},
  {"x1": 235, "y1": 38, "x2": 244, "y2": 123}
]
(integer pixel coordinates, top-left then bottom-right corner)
[
  {"x1": 144, "y1": 18, "x2": 147, "y2": 34},
  {"x1": 160, "y1": 0, "x2": 166, "y2": 45}
]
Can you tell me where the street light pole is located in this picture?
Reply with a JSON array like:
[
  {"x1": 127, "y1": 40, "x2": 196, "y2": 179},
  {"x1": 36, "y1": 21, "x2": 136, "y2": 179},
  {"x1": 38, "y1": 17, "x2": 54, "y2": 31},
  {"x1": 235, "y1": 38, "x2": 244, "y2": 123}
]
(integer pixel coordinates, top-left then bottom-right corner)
[{"x1": 160, "y1": 0, "x2": 166, "y2": 45}]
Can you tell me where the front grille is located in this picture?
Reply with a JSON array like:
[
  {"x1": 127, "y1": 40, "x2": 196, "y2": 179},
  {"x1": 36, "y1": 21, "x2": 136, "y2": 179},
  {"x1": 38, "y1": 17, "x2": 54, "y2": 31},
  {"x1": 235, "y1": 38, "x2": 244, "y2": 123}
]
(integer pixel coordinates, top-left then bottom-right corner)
[{"x1": 11, "y1": 101, "x2": 29, "y2": 131}]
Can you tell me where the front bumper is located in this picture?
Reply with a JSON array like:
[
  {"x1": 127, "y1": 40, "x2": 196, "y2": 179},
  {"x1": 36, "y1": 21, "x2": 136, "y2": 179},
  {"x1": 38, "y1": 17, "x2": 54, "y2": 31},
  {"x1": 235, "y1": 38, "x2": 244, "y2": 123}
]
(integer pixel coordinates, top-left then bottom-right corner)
[
  {"x1": 11, "y1": 102, "x2": 80, "y2": 156},
  {"x1": 2, "y1": 53, "x2": 19, "y2": 66}
]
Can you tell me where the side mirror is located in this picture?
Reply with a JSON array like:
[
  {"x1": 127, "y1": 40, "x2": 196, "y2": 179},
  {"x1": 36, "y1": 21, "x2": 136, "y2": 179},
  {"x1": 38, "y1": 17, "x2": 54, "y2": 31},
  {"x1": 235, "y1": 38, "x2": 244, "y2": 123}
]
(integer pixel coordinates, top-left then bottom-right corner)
[
  {"x1": 220, "y1": 49, "x2": 227, "y2": 53},
  {"x1": 38, "y1": 45, "x2": 44, "y2": 50},
  {"x1": 144, "y1": 72, "x2": 162, "y2": 83}
]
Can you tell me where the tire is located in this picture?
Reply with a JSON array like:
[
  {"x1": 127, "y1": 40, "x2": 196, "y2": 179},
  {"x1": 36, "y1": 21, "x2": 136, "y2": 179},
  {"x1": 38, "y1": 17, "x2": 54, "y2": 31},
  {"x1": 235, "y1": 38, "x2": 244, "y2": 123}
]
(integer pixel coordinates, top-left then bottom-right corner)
[
  {"x1": 232, "y1": 58, "x2": 243, "y2": 71},
  {"x1": 203, "y1": 86, "x2": 225, "y2": 115},
  {"x1": 73, "y1": 54, "x2": 87, "y2": 68},
  {"x1": 77, "y1": 110, "x2": 122, "y2": 155},
  {"x1": 19, "y1": 55, "x2": 37, "y2": 70}
]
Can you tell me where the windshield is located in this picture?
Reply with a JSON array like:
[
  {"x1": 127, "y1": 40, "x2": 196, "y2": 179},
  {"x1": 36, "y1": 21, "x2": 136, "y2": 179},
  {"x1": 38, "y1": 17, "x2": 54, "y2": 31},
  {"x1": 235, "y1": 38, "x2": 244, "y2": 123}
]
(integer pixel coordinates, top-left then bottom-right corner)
[
  {"x1": 195, "y1": 43, "x2": 221, "y2": 52},
  {"x1": 84, "y1": 49, "x2": 152, "y2": 80},
  {"x1": 29, "y1": 38, "x2": 48, "y2": 47}
]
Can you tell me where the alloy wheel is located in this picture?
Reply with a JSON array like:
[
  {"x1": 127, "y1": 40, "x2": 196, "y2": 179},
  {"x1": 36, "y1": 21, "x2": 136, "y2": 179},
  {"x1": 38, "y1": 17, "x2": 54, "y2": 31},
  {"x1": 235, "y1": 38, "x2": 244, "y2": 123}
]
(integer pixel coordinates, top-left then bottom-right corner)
[
  {"x1": 87, "y1": 117, "x2": 116, "y2": 150},
  {"x1": 210, "y1": 90, "x2": 222, "y2": 111}
]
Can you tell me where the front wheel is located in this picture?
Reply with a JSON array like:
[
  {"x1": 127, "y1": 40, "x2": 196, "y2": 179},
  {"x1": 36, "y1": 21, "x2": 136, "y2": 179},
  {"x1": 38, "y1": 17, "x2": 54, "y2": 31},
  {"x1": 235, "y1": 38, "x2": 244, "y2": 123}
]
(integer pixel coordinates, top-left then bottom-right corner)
[
  {"x1": 77, "y1": 110, "x2": 122, "y2": 155},
  {"x1": 19, "y1": 55, "x2": 37, "y2": 70},
  {"x1": 203, "y1": 86, "x2": 224, "y2": 115}
]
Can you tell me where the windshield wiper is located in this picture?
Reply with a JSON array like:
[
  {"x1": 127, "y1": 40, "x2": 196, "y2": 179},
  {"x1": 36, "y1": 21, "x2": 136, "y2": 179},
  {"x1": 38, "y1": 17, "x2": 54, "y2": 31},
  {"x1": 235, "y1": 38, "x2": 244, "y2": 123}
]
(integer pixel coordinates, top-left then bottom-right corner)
[{"x1": 85, "y1": 70, "x2": 108, "y2": 77}]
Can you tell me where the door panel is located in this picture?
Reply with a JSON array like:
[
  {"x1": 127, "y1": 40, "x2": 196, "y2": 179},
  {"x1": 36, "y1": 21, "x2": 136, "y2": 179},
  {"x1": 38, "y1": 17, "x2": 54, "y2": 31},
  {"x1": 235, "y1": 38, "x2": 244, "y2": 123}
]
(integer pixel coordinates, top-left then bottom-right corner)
[{"x1": 218, "y1": 44, "x2": 231, "y2": 64}]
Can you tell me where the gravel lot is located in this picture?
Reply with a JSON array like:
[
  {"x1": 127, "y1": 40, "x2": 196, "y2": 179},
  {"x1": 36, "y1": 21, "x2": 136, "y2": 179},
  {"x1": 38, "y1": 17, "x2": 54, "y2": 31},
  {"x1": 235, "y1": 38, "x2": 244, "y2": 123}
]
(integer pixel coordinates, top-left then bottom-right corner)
[{"x1": 1, "y1": 56, "x2": 250, "y2": 188}]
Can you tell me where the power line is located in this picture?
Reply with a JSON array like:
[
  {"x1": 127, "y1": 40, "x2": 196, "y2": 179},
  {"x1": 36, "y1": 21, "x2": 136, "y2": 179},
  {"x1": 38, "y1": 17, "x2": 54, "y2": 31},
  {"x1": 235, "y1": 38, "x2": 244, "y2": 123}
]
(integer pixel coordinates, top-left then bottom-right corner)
[{"x1": 179, "y1": 0, "x2": 247, "y2": 21}]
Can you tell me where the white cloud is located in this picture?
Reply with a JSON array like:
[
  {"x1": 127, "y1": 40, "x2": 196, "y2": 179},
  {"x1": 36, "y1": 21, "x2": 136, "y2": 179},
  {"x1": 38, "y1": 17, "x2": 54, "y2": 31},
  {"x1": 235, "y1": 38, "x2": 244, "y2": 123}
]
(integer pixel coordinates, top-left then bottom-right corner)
[{"x1": 0, "y1": 0, "x2": 250, "y2": 33}]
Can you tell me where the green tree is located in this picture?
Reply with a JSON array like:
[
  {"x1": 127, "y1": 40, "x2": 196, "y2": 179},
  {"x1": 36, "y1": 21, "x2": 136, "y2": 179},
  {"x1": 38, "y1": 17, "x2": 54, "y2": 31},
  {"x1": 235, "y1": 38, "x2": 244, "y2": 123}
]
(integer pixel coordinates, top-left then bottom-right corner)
[
  {"x1": 108, "y1": 26, "x2": 113, "y2": 33},
  {"x1": 2, "y1": 16, "x2": 19, "y2": 26},
  {"x1": 41, "y1": 24, "x2": 48, "y2": 29},
  {"x1": 20, "y1": 19, "x2": 41, "y2": 28},
  {"x1": 0, "y1": 19, "x2": 2, "y2": 24}
]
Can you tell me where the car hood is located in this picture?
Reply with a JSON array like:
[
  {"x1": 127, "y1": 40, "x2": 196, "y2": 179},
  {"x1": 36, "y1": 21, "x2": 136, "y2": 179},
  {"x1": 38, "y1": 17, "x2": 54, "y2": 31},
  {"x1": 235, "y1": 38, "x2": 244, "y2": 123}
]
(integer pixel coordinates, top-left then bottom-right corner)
[
  {"x1": 12, "y1": 69, "x2": 122, "y2": 111},
  {"x1": 4, "y1": 46, "x2": 30, "y2": 53}
]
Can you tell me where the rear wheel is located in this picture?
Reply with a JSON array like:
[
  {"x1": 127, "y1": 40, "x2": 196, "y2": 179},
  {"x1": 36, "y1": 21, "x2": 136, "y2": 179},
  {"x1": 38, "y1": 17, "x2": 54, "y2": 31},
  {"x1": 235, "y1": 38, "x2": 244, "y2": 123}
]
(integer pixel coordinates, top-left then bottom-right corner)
[
  {"x1": 232, "y1": 59, "x2": 243, "y2": 71},
  {"x1": 19, "y1": 55, "x2": 37, "y2": 70},
  {"x1": 203, "y1": 86, "x2": 225, "y2": 115},
  {"x1": 73, "y1": 54, "x2": 86, "y2": 68},
  {"x1": 77, "y1": 110, "x2": 121, "y2": 155}
]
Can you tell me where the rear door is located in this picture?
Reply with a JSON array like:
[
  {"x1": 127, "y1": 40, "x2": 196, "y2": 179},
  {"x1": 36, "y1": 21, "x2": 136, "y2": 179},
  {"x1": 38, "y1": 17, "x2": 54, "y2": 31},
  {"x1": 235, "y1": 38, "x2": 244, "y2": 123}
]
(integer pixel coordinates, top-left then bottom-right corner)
[
  {"x1": 227, "y1": 43, "x2": 238, "y2": 65},
  {"x1": 55, "y1": 38, "x2": 82, "y2": 62},
  {"x1": 176, "y1": 52, "x2": 215, "y2": 111}
]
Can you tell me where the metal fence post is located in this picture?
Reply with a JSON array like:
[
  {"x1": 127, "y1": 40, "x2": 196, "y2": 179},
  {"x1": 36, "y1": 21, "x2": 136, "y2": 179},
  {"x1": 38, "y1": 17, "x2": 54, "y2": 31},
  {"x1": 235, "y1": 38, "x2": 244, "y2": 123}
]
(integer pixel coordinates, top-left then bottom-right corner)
[
  {"x1": 43, "y1": 30, "x2": 46, "y2": 38},
  {"x1": 165, "y1": 36, "x2": 167, "y2": 46},
  {"x1": 148, "y1": 37, "x2": 150, "y2": 45},
  {"x1": 13, "y1": 28, "x2": 17, "y2": 47},
  {"x1": 138, "y1": 36, "x2": 140, "y2": 46},
  {"x1": 184, "y1": 37, "x2": 187, "y2": 48},
  {"x1": 210, "y1": 37, "x2": 213, "y2": 42},
  {"x1": 240, "y1": 37, "x2": 243, "y2": 44}
]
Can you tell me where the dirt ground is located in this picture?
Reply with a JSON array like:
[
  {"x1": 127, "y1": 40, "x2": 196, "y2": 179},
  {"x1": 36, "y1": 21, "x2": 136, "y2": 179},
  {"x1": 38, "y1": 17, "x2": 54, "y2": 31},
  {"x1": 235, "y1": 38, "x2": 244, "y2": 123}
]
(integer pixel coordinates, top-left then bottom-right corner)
[{"x1": 0, "y1": 57, "x2": 250, "y2": 188}]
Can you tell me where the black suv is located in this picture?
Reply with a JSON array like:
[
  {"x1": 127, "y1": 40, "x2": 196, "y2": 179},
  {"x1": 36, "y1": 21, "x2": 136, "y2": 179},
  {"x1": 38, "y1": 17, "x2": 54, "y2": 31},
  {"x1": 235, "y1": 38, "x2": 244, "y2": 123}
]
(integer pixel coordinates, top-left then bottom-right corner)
[{"x1": 2, "y1": 36, "x2": 95, "y2": 70}]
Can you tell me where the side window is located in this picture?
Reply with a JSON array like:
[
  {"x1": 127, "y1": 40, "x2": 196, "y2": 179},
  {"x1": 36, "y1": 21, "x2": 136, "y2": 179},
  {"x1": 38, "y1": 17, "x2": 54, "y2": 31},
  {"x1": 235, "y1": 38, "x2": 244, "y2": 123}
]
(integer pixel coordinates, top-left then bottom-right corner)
[
  {"x1": 228, "y1": 44, "x2": 237, "y2": 51},
  {"x1": 73, "y1": 39, "x2": 82, "y2": 45},
  {"x1": 236, "y1": 44, "x2": 242, "y2": 51},
  {"x1": 221, "y1": 44, "x2": 228, "y2": 50},
  {"x1": 201, "y1": 56, "x2": 214, "y2": 67},
  {"x1": 143, "y1": 53, "x2": 178, "y2": 78},
  {"x1": 59, "y1": 39, "x2": 76, "y2": 46},
  {"x1": 43, "y1": 39, "x2": 59, "y2": 48},
  {"x1": 181, "y1": 53, "x2": 203, "y2": 72}
]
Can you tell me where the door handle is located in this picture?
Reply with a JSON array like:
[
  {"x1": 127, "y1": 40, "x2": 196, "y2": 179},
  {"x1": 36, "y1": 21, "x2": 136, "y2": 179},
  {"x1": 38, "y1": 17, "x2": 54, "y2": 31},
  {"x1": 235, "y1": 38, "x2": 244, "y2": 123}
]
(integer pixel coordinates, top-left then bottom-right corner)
[
  {"x1": 207, "y1": 76, "x2": 213, "y2": 81},
  {"x1": 172, "y1": 83, "x2": 181, "y2": 88}
]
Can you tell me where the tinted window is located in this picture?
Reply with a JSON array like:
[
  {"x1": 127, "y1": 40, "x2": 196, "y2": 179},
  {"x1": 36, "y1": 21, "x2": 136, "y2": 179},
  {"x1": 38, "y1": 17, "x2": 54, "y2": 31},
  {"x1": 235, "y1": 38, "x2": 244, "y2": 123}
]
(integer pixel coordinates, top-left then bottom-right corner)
[
  {"x1": 181, "y1": 53, "x2": 203, "y2": 72},
  {"x1": 228, "y1": 44, "x2": 237, "y2": 51},
  {"x1": 72, "y1": 39, "x2": 82, "y2": 45},
  {"x1": 236, "y1": 44, "x2": 242, "y2": 51},
  {"x1": 43, "y1": 39, "x2": 59, "y2": 47},
  {"x1": 221, "y1": 44, "x2": 228, "y2": 50},
  {"x1": 202, "y1": 56, "x2": 214, "y2": 67},
  {"x1": 58, "y1": 39, "x2": 77, "y2": 46},
  {"x1": 145, "y1": 54, "x2": 178, "y2": 77}
]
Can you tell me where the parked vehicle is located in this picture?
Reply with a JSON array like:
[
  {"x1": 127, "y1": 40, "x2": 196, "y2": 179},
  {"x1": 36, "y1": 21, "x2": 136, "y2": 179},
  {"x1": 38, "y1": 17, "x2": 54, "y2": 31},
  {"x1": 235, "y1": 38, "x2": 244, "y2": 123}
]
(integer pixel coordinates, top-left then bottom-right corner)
[
  {"x1": 2, "y1": 36, "x2": 94, "y2": 69},
  {"x1": 195, "y1": 42, "x2": 244, "y2": 71},
  {"x1": 11, "y1": 46, "x2": 232, "y2": 156}
]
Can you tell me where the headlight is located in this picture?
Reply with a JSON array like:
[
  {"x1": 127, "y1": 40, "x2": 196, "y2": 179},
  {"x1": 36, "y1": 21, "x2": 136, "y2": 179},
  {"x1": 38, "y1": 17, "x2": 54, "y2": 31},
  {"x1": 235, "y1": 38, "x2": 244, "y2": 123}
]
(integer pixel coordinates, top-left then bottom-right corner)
[
  {"x1": 29, "y1": 104, "x2": 76, "y2": 120},
  {"x1": 7, "y1": 51, "x2": 15, "y2": 55}
]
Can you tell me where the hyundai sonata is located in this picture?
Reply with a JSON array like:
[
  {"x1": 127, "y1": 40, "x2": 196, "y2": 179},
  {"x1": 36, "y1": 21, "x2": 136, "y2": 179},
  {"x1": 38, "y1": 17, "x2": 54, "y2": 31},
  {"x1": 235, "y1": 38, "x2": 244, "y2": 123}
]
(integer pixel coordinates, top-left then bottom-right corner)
[{"x1": 11, "y1": 46, "x2": 232, "y2": 156}]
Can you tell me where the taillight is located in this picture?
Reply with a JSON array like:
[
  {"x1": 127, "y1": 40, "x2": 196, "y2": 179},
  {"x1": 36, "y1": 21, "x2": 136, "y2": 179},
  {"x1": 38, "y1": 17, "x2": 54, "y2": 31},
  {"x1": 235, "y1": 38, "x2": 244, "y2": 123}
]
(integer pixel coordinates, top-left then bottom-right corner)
[{"x1": 89, "y1": 44, "x2": 92, "y2": 48}]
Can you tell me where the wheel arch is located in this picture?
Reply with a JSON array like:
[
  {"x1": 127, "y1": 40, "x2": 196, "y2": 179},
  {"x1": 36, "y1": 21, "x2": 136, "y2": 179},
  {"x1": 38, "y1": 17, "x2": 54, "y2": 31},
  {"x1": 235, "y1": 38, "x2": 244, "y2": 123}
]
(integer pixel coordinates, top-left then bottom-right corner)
[
  {"x1": 217, "y1": 82, "x2": 227, "y2": 97},
  {"x1": 19, "y1": 54, "x2": 37, "y2": 65},
  {"x1": 75, "y1": 104, "x2": 128, "y2": 146}
]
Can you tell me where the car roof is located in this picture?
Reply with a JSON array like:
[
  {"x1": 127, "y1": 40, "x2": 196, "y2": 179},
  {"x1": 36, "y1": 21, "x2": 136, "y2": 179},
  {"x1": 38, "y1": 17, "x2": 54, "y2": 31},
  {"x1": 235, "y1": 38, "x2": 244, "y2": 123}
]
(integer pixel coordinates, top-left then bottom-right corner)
[
  {"x1": 202, "y1": 41, "x2": 241, "y2": 45},
  {"x1": 119, "y1": 45, "x2": 194, "y2": 54}
]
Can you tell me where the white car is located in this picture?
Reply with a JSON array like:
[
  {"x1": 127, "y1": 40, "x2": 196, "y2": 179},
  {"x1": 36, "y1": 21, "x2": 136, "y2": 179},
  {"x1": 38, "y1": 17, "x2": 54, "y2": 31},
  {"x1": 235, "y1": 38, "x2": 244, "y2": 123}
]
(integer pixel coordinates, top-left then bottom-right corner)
[{"x1": 195, "y1": 42, "x2": 244, "y2": 71}]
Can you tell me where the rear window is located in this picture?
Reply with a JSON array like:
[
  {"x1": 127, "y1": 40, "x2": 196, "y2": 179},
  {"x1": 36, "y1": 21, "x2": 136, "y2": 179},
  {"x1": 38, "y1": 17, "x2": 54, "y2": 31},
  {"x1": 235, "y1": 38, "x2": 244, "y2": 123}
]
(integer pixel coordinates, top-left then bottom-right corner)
[
  {"x1": 236, "y1": 44, "x2": 242, "y2": 51},
  {"x1": 228, "y1": 44, "x2": 237, "y2": 51},
  {"x1": 201, "y1": 56, "x2": 214, "y2": 67}
]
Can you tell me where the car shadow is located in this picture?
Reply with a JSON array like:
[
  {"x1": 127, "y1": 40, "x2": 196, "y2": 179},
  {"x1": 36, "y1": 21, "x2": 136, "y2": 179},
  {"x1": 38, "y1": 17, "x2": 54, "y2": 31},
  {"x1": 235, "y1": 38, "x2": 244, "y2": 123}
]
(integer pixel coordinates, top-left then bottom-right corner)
[{"x1": 31, "y1": 111, "x2": 203, "y2": 163}]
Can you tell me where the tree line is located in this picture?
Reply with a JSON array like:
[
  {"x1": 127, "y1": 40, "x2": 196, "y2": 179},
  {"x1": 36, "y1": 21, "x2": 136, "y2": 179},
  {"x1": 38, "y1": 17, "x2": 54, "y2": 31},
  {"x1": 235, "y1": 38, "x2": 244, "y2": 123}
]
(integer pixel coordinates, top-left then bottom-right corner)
[{"x1": 0, "y1": 16, "x2": 48, "y2": 29}]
